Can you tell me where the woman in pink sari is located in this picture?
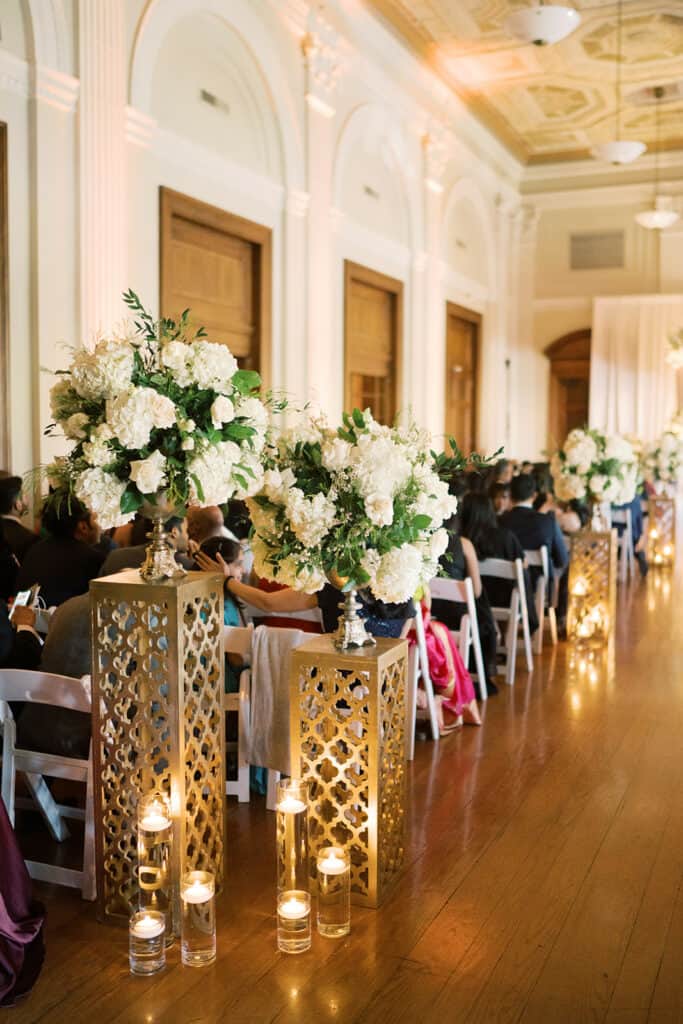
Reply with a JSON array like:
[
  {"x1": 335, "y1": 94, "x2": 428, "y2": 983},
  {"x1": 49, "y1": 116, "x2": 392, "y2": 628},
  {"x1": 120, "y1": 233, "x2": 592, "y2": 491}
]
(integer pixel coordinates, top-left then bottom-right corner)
[{"x1": 408, "y1": 588, "x2": 481, "y2": 735}]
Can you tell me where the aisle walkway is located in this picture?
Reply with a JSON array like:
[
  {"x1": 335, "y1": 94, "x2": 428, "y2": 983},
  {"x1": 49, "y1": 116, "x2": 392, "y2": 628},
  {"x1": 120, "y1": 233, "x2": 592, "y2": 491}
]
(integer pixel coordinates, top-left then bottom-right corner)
[{"x1": 12, "y1": 569, "x2": 683, "y2": 1023}]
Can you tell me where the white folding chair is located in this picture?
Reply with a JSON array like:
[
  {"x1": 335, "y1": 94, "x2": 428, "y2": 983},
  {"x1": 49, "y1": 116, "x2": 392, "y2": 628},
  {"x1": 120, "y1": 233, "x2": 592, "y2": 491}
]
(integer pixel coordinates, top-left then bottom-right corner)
[
  {"x1": 610, "y1": 508, "x2": 634, "y2": 582},
  {"x1": 241, "y1": 604, "x2": 324, "y2": 629},
  {"x1": 0, "y1": 669, "x2": 95, "y2": 900},
  {"x1": 524, "y1": 547, "x2": 558, "y2": 653},
  {"x1": 223, "y1": 625, "x2": 253, "y2": 803},
  {"x1": 479, "y1": 557, "x2": 533, "y2": 685},
  {"x1": 405, "y1": 608, "x2": 439, "y2": 761},
  {"x1": 429, "y1": 577, "x2": 488, "y2": 701}
]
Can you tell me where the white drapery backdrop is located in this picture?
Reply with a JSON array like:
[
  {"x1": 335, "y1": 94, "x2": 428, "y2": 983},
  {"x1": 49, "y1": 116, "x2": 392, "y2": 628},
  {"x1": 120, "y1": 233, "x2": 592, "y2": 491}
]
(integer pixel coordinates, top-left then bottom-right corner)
[{"x1": 589, "y1": 294, "x2": 683, "y2": 441}]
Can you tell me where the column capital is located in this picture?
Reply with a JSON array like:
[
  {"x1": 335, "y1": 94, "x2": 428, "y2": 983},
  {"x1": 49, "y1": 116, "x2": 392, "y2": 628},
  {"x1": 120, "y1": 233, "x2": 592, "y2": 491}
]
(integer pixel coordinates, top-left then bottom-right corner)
[{"x1": 422, "y1": 121, "x2": 449, "y2": 195}]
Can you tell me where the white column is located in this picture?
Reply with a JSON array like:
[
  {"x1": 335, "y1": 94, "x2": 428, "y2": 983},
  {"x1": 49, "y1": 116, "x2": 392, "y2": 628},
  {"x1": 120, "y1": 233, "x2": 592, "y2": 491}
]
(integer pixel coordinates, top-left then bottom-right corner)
[
  {"x1": 30, "y1": 68, "x2": 80, "y2": 468},
  {"x1": 421, "y1": 130, "x2": 446, "y2": 439},
  {"x1": 514, "y1": 203, "x2": 541, "y2": 457},
  {"x1": 78, "y1": 0, "x2": 127, "y2": 340},
  {"x1": 302, "y1": 10, "x2": 340, "y2": 415},
  {"x1": 283, "y1": 189, "x2": 310, "y2": 412}
]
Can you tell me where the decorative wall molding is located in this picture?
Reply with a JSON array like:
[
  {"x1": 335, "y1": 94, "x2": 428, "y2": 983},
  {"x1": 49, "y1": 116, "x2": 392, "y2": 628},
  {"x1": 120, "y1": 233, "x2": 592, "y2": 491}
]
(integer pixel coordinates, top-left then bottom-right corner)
[
  {"x1": 34, "y1": 66, "x2": 79, "y2": 113},
  {"x1": 125, "y1": 106, "x2": 157, "y2": 148},
  {"x1": 422, "y1": 123, "x2": 448, "y2": 195},
  {"x1": 533, "y1": 296, "x2": 593, "y2": 312},
  {"x1": 27, "y1": 0, "x2": 72, "y2": 73},
  {"x1": 439, "y1": 262, "x2": 489, "y2": 311},
  {"x1": 302, "y1": 8, "x2": 341, "y2": 119}
]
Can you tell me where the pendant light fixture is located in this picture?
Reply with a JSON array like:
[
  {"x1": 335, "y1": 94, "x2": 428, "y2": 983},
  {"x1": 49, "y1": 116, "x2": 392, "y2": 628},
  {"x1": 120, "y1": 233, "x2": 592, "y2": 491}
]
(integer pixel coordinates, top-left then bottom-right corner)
[
  {"x1": 635, "y1": 87, "x2": 679, "y2": 230},
  {"x1": 505, "y1": 2, "x2": 580, "y2": 47},
  {"x1": 591, "y1": 0, "x2": 646, "y2": 165}
]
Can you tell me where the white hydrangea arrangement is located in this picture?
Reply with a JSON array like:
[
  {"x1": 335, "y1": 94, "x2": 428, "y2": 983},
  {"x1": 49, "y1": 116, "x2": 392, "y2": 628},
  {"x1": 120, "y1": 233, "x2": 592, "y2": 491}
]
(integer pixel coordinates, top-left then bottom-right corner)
[
  {"x1": 641, "y1": 431, "x2": 683, "y2": 492},
  {"x1": 246, "y1": 409, "x2": 459, "y2": 604},
  {"x1": 46, "y1": 291, "x2": 269, "y2": 528},
  {"x1": 550, "y1": 427, "x2": 638, "y2": 507}
]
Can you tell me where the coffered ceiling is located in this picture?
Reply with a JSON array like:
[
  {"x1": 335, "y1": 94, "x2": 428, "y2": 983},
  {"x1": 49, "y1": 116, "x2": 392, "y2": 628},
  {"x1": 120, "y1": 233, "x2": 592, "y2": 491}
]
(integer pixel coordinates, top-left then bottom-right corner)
[{"x1": 365, "y1": 0, "x2": 683, "y2": 164}]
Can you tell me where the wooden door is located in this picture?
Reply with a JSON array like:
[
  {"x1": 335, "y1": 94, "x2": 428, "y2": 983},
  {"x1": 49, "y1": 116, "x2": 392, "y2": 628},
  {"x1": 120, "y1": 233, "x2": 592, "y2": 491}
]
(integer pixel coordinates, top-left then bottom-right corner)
[
  {"x1": 344, "y1": 261, "x2": 402, "y2": 425},
  {"x1": 160, "y1": 188, "x2": 271, "y2": 385},
  {"x1": 445, "y1": 302, "x2": 479, "y2": 452},
  {"x1": 545, "y1": 330, "x2": 591, "y2": 448},
  {"x1": 0, "y1": 123, "x2": 8, "y2": 467}
]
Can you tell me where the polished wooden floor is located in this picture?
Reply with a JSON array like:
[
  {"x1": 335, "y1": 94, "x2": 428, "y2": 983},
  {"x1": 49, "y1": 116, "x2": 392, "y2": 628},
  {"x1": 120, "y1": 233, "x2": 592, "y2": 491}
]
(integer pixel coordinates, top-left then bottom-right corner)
[{"x1": 10, "y1": 568, "x2": 683, "y2": 1023}]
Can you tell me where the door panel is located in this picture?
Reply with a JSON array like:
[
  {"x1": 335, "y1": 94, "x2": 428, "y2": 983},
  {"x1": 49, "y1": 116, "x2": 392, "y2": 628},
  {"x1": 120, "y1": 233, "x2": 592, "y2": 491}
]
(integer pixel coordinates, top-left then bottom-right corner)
[
  {"x1": 545, "y1": 330, "x2": 591, "y2": 448},
  {"x1": 160, "y1": 188, "x2": 271, "y2": 380},
  {"x1": 344, "y1": 262, "x2": 402, "y2": 425},
  {"x1": 445, "y1": 303, "x2": 479, "y2": 452}
]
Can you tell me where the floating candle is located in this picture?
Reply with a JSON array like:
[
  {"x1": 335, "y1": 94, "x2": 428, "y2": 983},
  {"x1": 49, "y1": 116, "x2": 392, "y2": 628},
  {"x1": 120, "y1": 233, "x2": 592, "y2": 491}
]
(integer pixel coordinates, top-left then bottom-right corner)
[
  {"x1": 131, "y1": 913, "x2": 165, "y2": 939},
  {"x1": 279, "y1": 895, "x2": 310, "y2": 921}
]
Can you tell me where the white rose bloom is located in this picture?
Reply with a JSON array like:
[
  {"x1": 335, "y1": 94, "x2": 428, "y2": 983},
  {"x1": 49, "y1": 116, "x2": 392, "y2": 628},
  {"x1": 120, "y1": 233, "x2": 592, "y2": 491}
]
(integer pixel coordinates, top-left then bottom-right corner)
[
  {"x1": 210, "y1": 395, "x2": 235, "y2": 429},
  {"x1": 75, "y1": 467, "x2": 131, "y2": 529},
  {"x1": 187, "y1": 440, "x2": 243, "y2": 506},
  {"x1": 286, "y1": 489, "x2": 336, "y2": 548},
  {"x1": 554, "y1": 473, "x2": 586, "y2": 502},
  {"x1": 349, "y1": 433, "x2": 412, "y2": 499},
  {"x1": 605, "y1": 434, "x2": 634, "y2": 464},
  {"x1": 130, "y1": 450, "x2": 167, "y2": 496},
  {"x1": 181, "y1": 438, "x2": 195, "y2": 451},
  {"x1": 601, "y1": 477, "x2": 621, "y2": 504},
  {"x1": 233, "y1": 452, "x2": 264, "y2": 499},
  {"x1": 263, "y1": 468, "x2": 296, "y2": 505},
  {"x1": 588, "y1": 474, "x2": 607, "y2": 497},
  {"x1": 360, "y1": 548, "x2": 381, "y2": 582},
  {"x1": 71, "y1": 339, "x2": 135, "y2": 400},
  {"x1": 372, "y1": 544, "x2": 422, "y2": 604},
  {"x1": 365, "y1": 493, "x2": 394, "y2": 527},
  {"x1": 82, "y1": 436, "x2": 112, "y2": 468},
  {"x1": 321, "y1": 438, "x2": 351, "y2": 472},
  {"x1": 160, "y1": 341, "x2": 193, "y2": 387},
  {"x1": 429, "y1": 528, "x2": 449, "y2": 561},
  {"x1": 63, "y1": 412, "x2": 90, "y2": 440},
  {"x1": 108, "y1": 388, "x2": 176, "y2": 449},
  {"x1": 295, "y1": 565, "x2": 326, "y2": 594},
  {"x1": 235, "y1": 395, "x2": 268, "y2": 429},
  {"x1": 189, "y1": 341, "x2": 238, "y2": 393}
]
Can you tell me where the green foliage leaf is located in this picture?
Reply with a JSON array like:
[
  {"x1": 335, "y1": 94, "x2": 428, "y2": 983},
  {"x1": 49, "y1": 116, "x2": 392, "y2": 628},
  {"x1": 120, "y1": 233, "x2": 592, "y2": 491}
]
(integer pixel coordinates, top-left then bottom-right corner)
[
  {"x1": 120, "y1": 486, "x2": 143, "y2": 515},
  {"x1": 232, "y1": 369, "x2": 262, "y2": 395}
]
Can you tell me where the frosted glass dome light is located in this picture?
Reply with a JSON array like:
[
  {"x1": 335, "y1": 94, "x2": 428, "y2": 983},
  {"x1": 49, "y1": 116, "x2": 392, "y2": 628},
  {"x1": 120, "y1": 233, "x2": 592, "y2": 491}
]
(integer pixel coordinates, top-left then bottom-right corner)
[
  {"x1": 504, "y1": 5, "x2": 581, "y2": 46},
  {"x1": 635, "y1": 197, "x2": 680, "y2": 230},
  {"x1": 591, "y1": 139, "x2": 647, "y2": 165}
]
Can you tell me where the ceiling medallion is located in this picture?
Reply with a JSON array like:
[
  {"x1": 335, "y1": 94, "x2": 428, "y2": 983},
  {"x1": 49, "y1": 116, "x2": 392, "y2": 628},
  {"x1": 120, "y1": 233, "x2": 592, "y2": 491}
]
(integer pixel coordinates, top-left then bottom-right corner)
[{"x1": 504, "y1": 4, "x2": 581, "y2": 47}]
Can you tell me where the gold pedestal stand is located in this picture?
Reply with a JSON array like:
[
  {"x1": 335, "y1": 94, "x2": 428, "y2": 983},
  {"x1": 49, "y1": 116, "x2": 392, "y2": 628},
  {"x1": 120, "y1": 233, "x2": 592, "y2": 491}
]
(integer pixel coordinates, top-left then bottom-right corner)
[
  {"x1": 90, "y1": 570, "x2": 225, "y2": 924},
  {"x1": 648, "y1": 496, "x2": 676, "y2": 566},
  {"x1": 568, "y1": 529, "x2": 617, "y2": 646},
  {"x1": 289, "y1": 636, "x2": 408, "y2": 909}
]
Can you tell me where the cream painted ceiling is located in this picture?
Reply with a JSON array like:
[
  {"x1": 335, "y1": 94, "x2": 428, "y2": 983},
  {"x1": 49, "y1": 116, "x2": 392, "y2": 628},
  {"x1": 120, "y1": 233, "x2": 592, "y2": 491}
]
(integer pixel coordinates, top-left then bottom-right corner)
[{"x1": 365, "y1": 0, "x2": 683, "y2": 164}]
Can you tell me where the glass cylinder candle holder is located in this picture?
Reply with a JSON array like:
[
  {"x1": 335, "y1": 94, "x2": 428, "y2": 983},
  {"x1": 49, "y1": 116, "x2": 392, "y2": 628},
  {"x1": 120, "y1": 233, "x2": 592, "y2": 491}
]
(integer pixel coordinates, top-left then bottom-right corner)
[
  {"x1": 276, "y1": 779, "x2": 309, "y2": 894},
  {"x1": 277, "y1": 890, "x2": 311, "y2": 954},
  {"x1": 137, "y1": 792, "x2": 174, "y2": 945},
  {"x1": 316, "y1": 846, "x2": 350, "y2": 938},
  {"x1": 129, "y1": 910, "x2": 166, "y2": 976},
  {"x1": 181, "y1": 871, "x2": 216, "y2": 967}
]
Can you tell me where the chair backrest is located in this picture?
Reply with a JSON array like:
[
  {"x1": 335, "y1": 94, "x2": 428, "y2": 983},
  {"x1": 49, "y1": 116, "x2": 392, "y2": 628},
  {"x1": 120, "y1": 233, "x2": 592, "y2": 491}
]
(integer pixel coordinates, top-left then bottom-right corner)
[
  {"x1": 524, "y1": 546, "x2": 550, "y2": 581},
  {"x1": 0, "y1": 669, "x2": 91, "y2": 713},
  {"x1": 241, "y1": 603, "x2": 324, "y2": 627},
  {"x1": 479, "y1": 557, "x2": 517, "y2": 582},
  {"x1": 223, "y1": 624, "x2": 253, "y2": 657},
  {"x1": 429, "y1": 577, "x2": 470, "y2": 604}
]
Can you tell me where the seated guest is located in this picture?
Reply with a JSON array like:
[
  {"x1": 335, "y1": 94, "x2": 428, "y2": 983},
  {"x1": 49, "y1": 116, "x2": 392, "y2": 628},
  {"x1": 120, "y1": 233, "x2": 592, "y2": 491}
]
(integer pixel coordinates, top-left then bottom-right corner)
[
  {"x1": 223, "y1": 500, "x2": 251, "y2": 542},
  {"x1": 99, "y1": 516, "x2": 192, "y2": 575},
  {"x1": 460, "y1": 492, "x2": 538, "y2": 634},
  {"x1": 520, "y1": 461, "x2": 534, "y2": 475},
  {"x1": 0, "y1": 602, "x2": 42, "y2": 669},
  {"x1": 494, "y1": 458, "x2": 513, "y2": 485},
  {"x1": 490, "y1": 482, "x2": 511, "y2": 516},
  {"x1": 500, "y1": 473, "x2": 568, "y2": 588},
  {"x1": 195, "y1": 547, "x2": 319, "y2": 620},
  {"x1": 16, "y1": 497, "x2": 104, "y2": 607},
  {"x1": 0, "y1": 521, "x2": 19, "y2": 600},
  {"x1": 40, "y1": 593, "x2": 91, "y2": 679},
  {"x1": 195, "y1": 538, "x2": 246, "y2": 627},
  {"x1": 0, "y1": 476, "x2": 38, "y2": 562},
  {"x1": 613, "y1": 492, "x2": 648, "y2": 577},
  {"x1": 187, "y1": 506, "x2": 229, "y2": 549}
]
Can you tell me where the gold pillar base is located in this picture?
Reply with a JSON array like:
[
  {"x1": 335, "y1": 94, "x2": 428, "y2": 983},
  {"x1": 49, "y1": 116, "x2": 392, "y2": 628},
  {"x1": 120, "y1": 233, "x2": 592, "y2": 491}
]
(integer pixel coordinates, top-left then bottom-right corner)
[
  {"x1": 568, "y1": 529, "x2": 617, "y2": 646},
  {"x1": 290, "y1": 636, "x2": 408, "y2": 908},
  {"x1": 90, "y1": 570, "x2": 225, "y2": 923}
]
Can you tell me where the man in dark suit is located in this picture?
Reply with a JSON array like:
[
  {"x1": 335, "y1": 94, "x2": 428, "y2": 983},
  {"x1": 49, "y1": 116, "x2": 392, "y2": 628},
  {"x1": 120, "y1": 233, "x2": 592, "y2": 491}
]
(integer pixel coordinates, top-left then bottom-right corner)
[
  {"x1": 99, "y1": 516, "x2": 192, "y2": 575},
  {"x1": 16, "y1": 497, "x2": 105, "y2": 607},
  {"x1": 0, "y1": 476, "x2": 38, "y2": 563},
  {"x1": 500, "y1": 474, "x2": 569, "y2": 588}
]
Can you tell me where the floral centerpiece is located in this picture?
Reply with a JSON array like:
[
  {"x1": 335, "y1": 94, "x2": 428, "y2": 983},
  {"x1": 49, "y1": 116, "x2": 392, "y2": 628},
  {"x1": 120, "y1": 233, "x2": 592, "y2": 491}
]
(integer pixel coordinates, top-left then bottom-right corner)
[
  {"x1": 550, "y1": 428, "x2": 638, "y2": 526},
  {"x1": 247, "y1": 409, "x2": 459, "y2": 648},
  {"x1": 641, "y1": 431, "x2": 683, "y2": 495},
  {"x1": 47, "y1": 290, "x2": 269, "y2": 578}
]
